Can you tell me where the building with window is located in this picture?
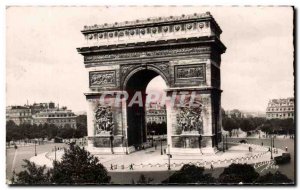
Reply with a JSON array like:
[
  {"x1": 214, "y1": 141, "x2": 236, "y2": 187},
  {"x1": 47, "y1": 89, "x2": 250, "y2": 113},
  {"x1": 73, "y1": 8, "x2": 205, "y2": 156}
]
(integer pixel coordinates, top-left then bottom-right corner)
[
  {"x1": 6, "y1": 102, "x2": 77, "y2": 128},
  {"x1": 6, "y1": 106, "x2": 32, "y2": 125},
  {"x1": 146, "y1": 103, "x2": 167, "y2": 124},
  {"x1": 266, "y1": 97, "x2": 294, "y2": 119},
  {"x1": 32, "y1": 108, "x2": 77, "y2": 128}
]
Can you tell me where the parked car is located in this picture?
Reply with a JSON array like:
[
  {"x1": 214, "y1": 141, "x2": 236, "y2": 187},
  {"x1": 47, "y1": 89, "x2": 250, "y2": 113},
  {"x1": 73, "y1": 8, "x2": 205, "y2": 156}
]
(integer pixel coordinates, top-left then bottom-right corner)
[
  {"x1": 239, "y1": 139, "x2": 247, "y2": 144},
  {"x1": 274, "y1": 153, "x2": 291, "y2": 165}
]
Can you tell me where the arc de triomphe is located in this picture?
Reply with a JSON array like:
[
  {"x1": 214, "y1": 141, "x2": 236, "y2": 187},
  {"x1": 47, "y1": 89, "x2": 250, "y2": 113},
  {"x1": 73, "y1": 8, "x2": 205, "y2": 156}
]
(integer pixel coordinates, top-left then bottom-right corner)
[{"x1": 77, "y1": 12, "x2": 226, "y2": 155}]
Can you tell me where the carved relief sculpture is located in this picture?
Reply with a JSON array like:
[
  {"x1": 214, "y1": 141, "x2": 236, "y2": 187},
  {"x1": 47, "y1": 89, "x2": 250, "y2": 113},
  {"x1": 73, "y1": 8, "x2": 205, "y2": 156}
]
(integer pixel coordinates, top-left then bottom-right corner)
[
  {"x1": 175, "y1": 64, "x2": 206, "y2": 84},
  {"x1": 94, "y1": 105, "x2": 114, "y2": 135},
  {"x1": 89, "y1": 71, "x2": 116, "y2": 87},
  {"x1": 84, "y1": 47, "x2": 211, "y2": 63},
  {"x1": 177, "y1": 106, "x2": 203, "y2": 134}
]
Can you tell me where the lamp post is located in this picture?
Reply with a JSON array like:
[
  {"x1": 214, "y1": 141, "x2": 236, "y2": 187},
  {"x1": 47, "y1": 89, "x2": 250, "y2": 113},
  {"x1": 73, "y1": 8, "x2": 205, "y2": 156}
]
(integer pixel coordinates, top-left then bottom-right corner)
[
  {"x1": 125, "y1": 139, "x2": 128, "y2": 155},
  {"x1": 160, "y1": 138, "x2": 163, "y2": 155},
  {"x1": 34, "y1": 140, "x2": 37, "y2": 156},
  {"x1": 151, "y1": 131, "x2": 154, "y2": 147},
  {"x1": 198, "y1": 135, "x2": 202, "y2": 149},
  {"x1": 110, "y1": 133, "x2": 114, "y2": 154},
  {"x1": 270, "y1": 135, "x2": 273, "y2": 159},
  {"x1": 272, "y1": 136, "x2": 275, "y2": 148},
  {"x1": 225, "y1": 134, "x2": 228, "y2": 150},
  {"x1": 54, "y1": 146, "x2": 57, "y2": 162},
  {"x1": 222, "y1": 135, "x2": 225, "y2": 152},
  {"x1": 167, "y1": 144, "x2": 172, "y2": 170}
]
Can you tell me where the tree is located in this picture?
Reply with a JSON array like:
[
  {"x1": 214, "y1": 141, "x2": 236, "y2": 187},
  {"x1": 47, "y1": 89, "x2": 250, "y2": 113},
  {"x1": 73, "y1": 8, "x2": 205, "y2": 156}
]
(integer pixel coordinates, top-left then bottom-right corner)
[
  {"x1": 218, "y1": 164, "x2": 259, "y2": 184},
  {"x1": 222, "y1": 117, "x2": 238, "y2": 136},
  {"x1": 240, "y1": 118, "x2": 256, "y2": 133},
  {"x1": 50, "y1": 144, "x2": 111, "y2": 184},
  {"x1": 12, "y1": 145, "x2": 111, "y2": 184},
  {"x1": 162, "y1": 164, "x2": 216, "y2": 184},
  {"x1": 255, "y1": 171, "x2": 292, "y2": 184},
  {"x1": 12, "y1": 159, "x2": 51, "y2": 184}
]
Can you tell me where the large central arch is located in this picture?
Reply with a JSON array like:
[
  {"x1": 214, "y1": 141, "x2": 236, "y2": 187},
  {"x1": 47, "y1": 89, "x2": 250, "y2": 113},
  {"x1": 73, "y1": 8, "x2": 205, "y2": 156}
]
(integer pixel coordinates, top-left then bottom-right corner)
[
  {"x1": 77, "y1": 12, "x2": 226, "y2": 155},
  {"x1": 124, "y1": 68, "x2": 167, "y2": 147}
]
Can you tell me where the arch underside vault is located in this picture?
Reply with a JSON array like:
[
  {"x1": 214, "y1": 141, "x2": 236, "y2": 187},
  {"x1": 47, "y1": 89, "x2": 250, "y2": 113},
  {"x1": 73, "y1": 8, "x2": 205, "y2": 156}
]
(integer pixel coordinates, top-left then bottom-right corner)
[{"x1": 77, "y1": 12, "x2": 226, "y2": 155}]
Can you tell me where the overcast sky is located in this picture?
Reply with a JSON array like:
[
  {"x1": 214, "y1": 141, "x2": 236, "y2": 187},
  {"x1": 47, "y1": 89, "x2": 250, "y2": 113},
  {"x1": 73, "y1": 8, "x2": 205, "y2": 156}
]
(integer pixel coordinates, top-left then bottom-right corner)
[{"x1": 6, "y1": 6, "x2": 294, "y2": 112}]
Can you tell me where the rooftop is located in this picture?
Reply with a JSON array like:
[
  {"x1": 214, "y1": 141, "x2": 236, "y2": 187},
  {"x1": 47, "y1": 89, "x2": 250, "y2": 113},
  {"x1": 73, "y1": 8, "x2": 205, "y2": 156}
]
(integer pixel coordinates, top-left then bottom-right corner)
[{"x1": 81, "y1": 11, "x2": 221, "y2": 33}]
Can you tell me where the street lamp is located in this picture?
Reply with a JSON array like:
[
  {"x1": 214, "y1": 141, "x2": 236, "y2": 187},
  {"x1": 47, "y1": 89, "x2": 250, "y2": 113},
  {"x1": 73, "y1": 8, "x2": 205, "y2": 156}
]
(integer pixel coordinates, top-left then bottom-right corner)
[
  {"x1": 167, "y1": 144, "x2": 172, "y2": 170},
  {"x1": 125, "y1": 139, "x2": 129, "y2": 155},
  {"x1": 198, "y1": 135, "x2": 202, "y2": 149},
  {"x1": 110, "y1": 133, "x2": 114, "y2": 154},
  {"x1": 151, "y1": 131, "x2": 154, "y2": 147},
  {"x1": 34, "y1": 140, "x2": 37, "y2": 156},
  {"x1": 222, "y1": 135, "x2": 225, "y2": 152},
  {"x1": 225, "y1": 134, "x2": 228, "y2": 150},
  {"x1": 270, "y1": 135, "x2": 273, "y2": 159},
  {"x1": 54, "y1": 146, "x2": 57, "y2": 162},
  {"x1": 160, "y1": 138, "x2": 163, "y2": 155}
]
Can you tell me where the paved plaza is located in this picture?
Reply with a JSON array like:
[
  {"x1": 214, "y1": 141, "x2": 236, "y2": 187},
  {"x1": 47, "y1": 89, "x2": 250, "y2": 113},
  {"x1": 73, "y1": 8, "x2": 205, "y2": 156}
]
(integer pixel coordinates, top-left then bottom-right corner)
[{"x1": 30, "y1": 142, "x2": 283, "y2": 172}]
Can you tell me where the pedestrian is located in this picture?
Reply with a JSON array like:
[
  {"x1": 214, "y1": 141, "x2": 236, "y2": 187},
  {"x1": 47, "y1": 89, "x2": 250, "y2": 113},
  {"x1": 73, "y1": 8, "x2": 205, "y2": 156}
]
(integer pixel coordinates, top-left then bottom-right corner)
[
  {"x1": 285, "y1": 147, "x2": 288, "y2": 152},
  {"x1": 210, "y1": 164, "x2": 214, "y2": 170},
  {"x1": 110, "y1": 164, "x2": 113, "y2": 170},
  {"x1": 261, "y1": 142, "x2": 264, "y2": 146},
  {"x1": 154, "y1": 143, "x2": 157, "y2": 150},
  {"x1": 129, "y1": 164, "x2": 134, "y2": 170},
  {"x1": 249, "y1": 146, "x2": 251, "y2": 152}
]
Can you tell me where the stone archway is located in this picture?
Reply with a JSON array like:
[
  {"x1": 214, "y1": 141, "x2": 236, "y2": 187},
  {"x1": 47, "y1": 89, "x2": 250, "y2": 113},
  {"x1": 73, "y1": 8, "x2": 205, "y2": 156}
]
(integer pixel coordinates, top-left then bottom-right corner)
[
  {"x1": 124, "y1": 68, "x2": 168, "y2": 148},
  {"x1": 77, "y1": 12, "x2": 226, "y2": 154}
]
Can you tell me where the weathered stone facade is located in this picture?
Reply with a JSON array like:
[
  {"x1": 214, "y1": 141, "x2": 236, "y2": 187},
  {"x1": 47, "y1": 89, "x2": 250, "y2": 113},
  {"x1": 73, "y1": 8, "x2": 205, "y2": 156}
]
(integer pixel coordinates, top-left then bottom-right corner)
[{"x1": 77, "y1": 12, "x2": 226, "y2": 154}]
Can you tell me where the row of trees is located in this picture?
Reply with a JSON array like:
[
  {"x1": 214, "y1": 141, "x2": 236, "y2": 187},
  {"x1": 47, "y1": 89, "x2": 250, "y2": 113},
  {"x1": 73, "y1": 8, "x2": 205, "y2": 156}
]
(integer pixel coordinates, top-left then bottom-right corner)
[
  {"x1": 6, "y1": 115, "x2": 87, "y2": 142},
  {"x1": 222, "y1": 116, "x2": 294, "y2": 136},
  {"x1": 11, "y1": 144, "x2": 292, "y2": 184},
  {"x1": 163, "y1": 163, "x2": 292, "y2": 184},
  {"x1": 147, "y1": 121, "x2": 167, "y2": 135},
  {"x1": 260, "y1": 119, "x2": 295, "y2": 134}
]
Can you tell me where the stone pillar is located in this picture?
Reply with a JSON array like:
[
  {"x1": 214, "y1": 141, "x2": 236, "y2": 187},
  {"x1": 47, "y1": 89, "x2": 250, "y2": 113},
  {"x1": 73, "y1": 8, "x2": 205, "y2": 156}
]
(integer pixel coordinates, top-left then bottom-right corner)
[
  {"x1": 166, "y1": 88, "x2": 217, "y2": 155},
  {"x1": 85, "y1": 91, "x2": 127, "y2": 154}
]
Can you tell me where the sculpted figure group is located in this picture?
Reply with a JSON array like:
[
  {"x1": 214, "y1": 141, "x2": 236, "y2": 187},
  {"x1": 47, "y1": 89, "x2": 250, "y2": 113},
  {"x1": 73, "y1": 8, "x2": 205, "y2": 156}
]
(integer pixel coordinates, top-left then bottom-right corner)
[{"x1": 95, "y1": 105, "x2": 114, "y2": 135}]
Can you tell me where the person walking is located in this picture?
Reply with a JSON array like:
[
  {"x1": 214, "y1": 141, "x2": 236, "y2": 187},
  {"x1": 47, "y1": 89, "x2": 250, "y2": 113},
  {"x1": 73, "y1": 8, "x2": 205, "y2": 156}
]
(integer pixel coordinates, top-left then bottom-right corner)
[{"x1": 129, "y1": 164, "x2": 134, "y2": 170}]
